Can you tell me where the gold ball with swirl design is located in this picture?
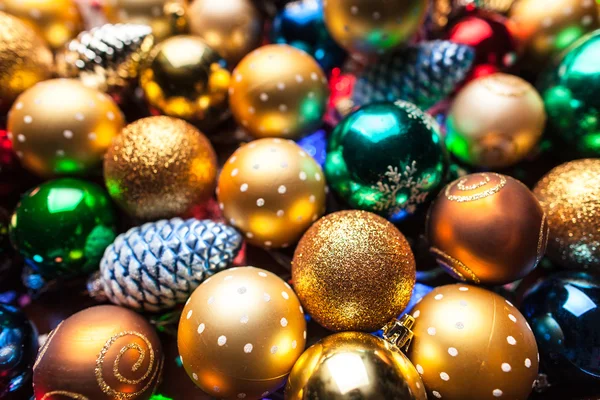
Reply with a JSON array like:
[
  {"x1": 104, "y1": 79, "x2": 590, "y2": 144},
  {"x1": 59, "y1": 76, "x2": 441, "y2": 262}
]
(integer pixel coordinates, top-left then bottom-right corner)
[
  {"x1": 407, "y1": 284, "x2": 539, "y2": 400},
  {"x1": 427, "y1": 173, "x2": 548, "y2": 285},
  {"x1": 33, "y1": 305, "x2": 163, "y2": 400},
  {"x1": 217, "y1": 138, "x2": 327, "y2": 249},
  {"x1": 178, "y1": 267, "x2": 306, "y2": 400},
  {"x1": 229, "y1": 44, "x2": 329, "y2": 140}
]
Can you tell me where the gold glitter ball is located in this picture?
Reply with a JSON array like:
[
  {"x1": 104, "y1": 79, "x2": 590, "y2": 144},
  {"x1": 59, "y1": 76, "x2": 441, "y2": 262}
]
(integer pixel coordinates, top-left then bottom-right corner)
[
  {"x1": 292, "y1": 210, "x2": 416, "y2": 332},
  {"x1": 104, "y1": 116, "x2": 218, "y2": 220},
  {"x1": 534, "y1": 159, "x2": 600, "y2": 269}
]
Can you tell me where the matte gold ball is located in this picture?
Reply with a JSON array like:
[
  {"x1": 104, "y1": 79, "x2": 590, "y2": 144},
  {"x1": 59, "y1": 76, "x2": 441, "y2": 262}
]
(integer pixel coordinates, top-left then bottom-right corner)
[
  {"x1": 292, "y1": 210, "x2": 416, "y2": 332},
  {"x1": 446, "y1": 73, "x2": 546, "y2": 168},
  {"x1": 534, "y1": 159, "x2": 600, "y2": 269},
  {"x1": 8, "y1": 79, "x2": 124, "y2": 177},
  {"x1": 407, "y1": 284, "x2": 539, "y2": 400},
  {"x1": 104, "y1": 116, "x2": 218, "y2": 220},
  {"x1": 229, "y1": 44, "x2": 329, "y2": 140},
  {"x1": 427, "y1": 172, "x2": 548, "y2": 285},
  {"x1": 33, "y1": 305, "x2": 163, "y2": 400},
  {"x1": 217, "y1": 138, "x2": 327, "y2": 249},
  {"x1": 178, "y1": 267, "x2": 306, "y2": 400}
]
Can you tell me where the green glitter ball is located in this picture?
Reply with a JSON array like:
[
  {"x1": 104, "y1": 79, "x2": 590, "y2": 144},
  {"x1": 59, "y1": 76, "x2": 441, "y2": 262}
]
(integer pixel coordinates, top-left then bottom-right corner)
[
  {"x1": 9, "y1": 178, "x2": 116, "y2": 279},
  {"x1": 325, "y1": 101, "x2": 448, "y2": 221}
]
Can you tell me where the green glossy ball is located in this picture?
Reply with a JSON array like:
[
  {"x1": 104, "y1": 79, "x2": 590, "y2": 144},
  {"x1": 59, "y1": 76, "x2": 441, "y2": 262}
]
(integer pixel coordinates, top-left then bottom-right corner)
[
  {"x1": 10, "y1": 178, "x2": 116, "y2": 279},
  {"x1": 325, "y1": 101, "x2": 447, "y2": 221}
]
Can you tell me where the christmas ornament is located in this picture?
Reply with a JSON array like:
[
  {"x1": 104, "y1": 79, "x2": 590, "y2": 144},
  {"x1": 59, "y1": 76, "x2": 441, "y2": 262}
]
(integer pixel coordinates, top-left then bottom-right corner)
[
  {"x1": 427, "y1": 172, "x2": 548, "y2": 285},
  {"x1": 188, "y1": 0, "x2": 264, "y2": 65},
  {"x1": 351, "y1": 41, "x2": 475, "y2": 111},
  {"x1": 139, "y1": 35, "x2": 231, "y2": 129},
  {"x1": 286, "y1": 332, "x2": 427, "y2": 400},
  {"x1": 217, "y1": 138, "x2": 326, "y2": 248},
  {"x1": 297, "y1": 128, "x2": 327, "y2": 168},
  {"x1": 9, "y1": 178, "x2": 117, "y2": 280},
  {"x1": 104, "y1": 116, "x2": 218, "y2": 220},
  {"x1": 7, "y1": 79, "x2": 124, "y2": 177},
  {"x1": 97, "y1": 218, "x2": 243, "y2": 312},
  {"x1": 0, "y1": 11, "x2": 53, "y2": 113},
  {"x1": 325, "y1": 101, "x2": 447, "y2": 221},
  {"x1": 56, "y1": 24, "x2": 155, "y2": 96},
  {"x1": 292, "y1": 210, "x2": 416, "y2": 332},
  {"x1": 508, "y1": 0, "x2": 599, "y2": 71},
  {"x1": 178, "y1": 267, "x2": 306, "y2": 400},
  {"x1": 537, "y1": 30, "x2": 600, "y2": 157},
  {"x1": 271, "y1": 0, "x2": 347, "y2": 72},
  {"x1": 533, "y1": 159, "x2": 600, "y2": 269},
  {"x1": 229, "y1": 44, "x2": 329, "y2": 140},
  {"x1": 408, "y1": 284, "x2": 539, "y2": 400},
  {"x1": 429, "y1": 0, "x2": 517, "y2": 33},
  {"x1": 521, "y1": 271, "x2": 600, "y2": 386},
  {"x1": 33, "y1": 305, "x2": 163, "y2": 400},
  {"x1": 323, "y1": 0, "x2": 428, "y2": 54},
  {"x1": 0, "y1": 304, "x2": 38, "y2": 398},
  {"x1": 445, "y1": 73, "x2": 546, "y2": 168}
]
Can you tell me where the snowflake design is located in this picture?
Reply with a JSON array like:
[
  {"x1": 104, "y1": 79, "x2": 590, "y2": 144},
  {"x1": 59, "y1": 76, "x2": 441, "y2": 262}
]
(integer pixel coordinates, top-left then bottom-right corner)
[{"x1": 371, "y1": 162, "x2": 432, "y2": 215}]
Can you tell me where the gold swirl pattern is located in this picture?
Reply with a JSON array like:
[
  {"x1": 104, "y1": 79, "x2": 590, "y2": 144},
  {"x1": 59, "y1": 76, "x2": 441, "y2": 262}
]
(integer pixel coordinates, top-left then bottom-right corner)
[
  {"x1": 445, "y1": 173, "x2": 507, "y2": 203},
  {"x1": 430, "y1": 247, "x2": 481, "y2": 284},
  {"x1": 41, "y1": 391, "x2": 89, "y2": 400},
  {"x1": 34, "y1": 322, "x2": 63, "y2": 371},
  {"x1": 456, "y1": 174, "x2": 490, "y2": 191}
]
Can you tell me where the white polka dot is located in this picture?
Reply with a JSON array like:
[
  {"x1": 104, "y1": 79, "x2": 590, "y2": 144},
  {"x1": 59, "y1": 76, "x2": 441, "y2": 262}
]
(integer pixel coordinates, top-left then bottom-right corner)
[
  {"x1": 186, "y1": 310, "x2": 193, "y2": 319},
  {"x1": 311, "y1": 72, "x2": 318, "y2": 81},
  {"x1": 440, "y1": 372, "x2": 450, "y2": 381},
  {"x1": 258, "y1": 272, "x2": 268, "y2": 277},
  {"x1": 197, "y1": 323, "x2": 205, "y2": 333},
  {"x1": 264, "y1": 293, "x2": 271, "y2": 302},
  {"x1": 501, "y1": 363, "x2": 511, "y2": 372},
  {"x1": 236, "y1": 74, "x2": 243, "y2": 82},
  {"x1": 427, "y1": 327, "x2": 436, "y2": 336},
  {"x1": 277, "y1": 210, "x2": 284, "y2": 217},
  {"x1": 299, "y1": 151, "x2": 307, "y2": 157},
  {"x1": 582, "y1": 15, "x2": 594, "y2": 26},
  {"x1": 459, "y1": 287, "x2": 469, "y2": 291},
  {"x1": 224, "y1": 275, "x2": 233, "y2": 281},
  {"x1": 23, "y1": 115, "x2": 32, "y2": 124},
  {"x1": 214, "y1": 386, "x2": 220, "y2": 393},
  {"x1": 295, "y1": 74, "x2": 304, "y2": 83},
  {"x1": 256, "y1": 198, "x2": 265, "y2": 207},
  {"x1": 432, "y1": 391, "x2": 441, "y2": 398},
  {"x1": 192, "y1": 372, "x2": 198, "y2": 380},
  {"x1": 238, "y1": 394, "x2": 246, "y2": 399},
  {"x1": 63, "y1": 130, "x2": 73, "y2": 139},
  {"x1": 537, "y1": 353, "x2": 540, "y2": 362},
  {"x1": 218, "y1": 336, "x2": 227, "y2": 346},
  {"x1": 281, "y1": 291, "x2": 289, "y2": 300},
  {"x1": 208, "y1": 296, "x2": 215, "y2": 304},
  {"x1": 373, "y1": 11, "x2": 381, "y2": 20},
  {"x1": 74, "y1": 112, "x2": 84, "y2": 121},
  {"x1": 508, "y1": 314, "x2": 517, "y2": 323},
  {"x1": 448, "y1": 347, "x2": 458, "y2": 357},
  {"x1": 229, "y1": 87, "x2": 235, "y2": 95},
  {"x1": 277, "y1": 82, "x2": 285, "y2": 90},
  {"x1": 240, "y1": 315, "x2": 249, "y2": 324},
  {"x1": 413, "y1": 310, "x2": 420, "y2": 318},
  {"x1": 308, "y1": 91, "x2": 315, "y2": 98},
  {"x1": 240, "y1": 183, "x2": 248, "y2": 192},
  {"x1": 244, "y1": 343, "x2": 253, "y2": 353},
  {"x1": 270, "y1": 346, "x2": 278, "y2": 354},
  {"x1": 303, "y1": 331, "x2": 307, "y2": 339},
  {"x1": 231, "y1": 168, "x2": 239, "y2": 176},
  {"x1": 507, "y1": 336, "x2": 517, "y2": 345},
  {"x1": 107, "y1": 111, "x2": 115, "y2": 120},
  {"x1": 292, "y1": 340, "x2": 297, "y2": 349},
  {"x1": 265, "y1": 241, "x2": 272, "y2": 247},
  {"x1": 280, "y1": 318, "x2": 288, "y2": 327},
  {"x1": 15, "y1": 102, "x2": 23, "y2": 110},
  {"x1": 542, "y1": 17, "x2": 553, "y2": 27},
  {"x1": 279, "y1": 104, "x2": 288, "y2": 112},
  {"x1": 350, "y1": 5, "x2": 358, "y2": 14},
  {"x1": 505, "y1": 300, "x2": 514, "y2": 307},
  {"x1": 260, "y1": 93, "x2": 269, "y2": 101},
  {"x1": 17, "y1": 134, "x2": 25, "y2": 142},
  {"x1": 88, "y1": 132, "x2": 96, "y2": 140},
  {"x1": 246, "y1": 232, "x2": 254, "y2": 239},
  {"x1": 230, "y1": 218, "x2": 236, "y2": 225},
  {"x1": 416, "y1": 364, "x2": 424, "y2": 374},
  {"x1": 278, "y1": 185, "x2": 287, "y2": 194},
  {"x1": 248, "y1": 107, "x2": 255, "y2": 114},
  {"x1": 435, "y1": 294, "x2": 444, "y2": 300},
  {"x1": 493, "y1": 389, "x2": 503, "y2": 397},
  {"x1": 229, "y1": 156, "x2": 237, "y2": 163},
  {"x1": 315, "y1": 172, "x2": 321, "y2": 181},
  {"x1": 525, "y1": 358, "x2": 531, "y2": 368},
  {"x1": 299, "y1": 171, "x2": 307, "y2": 180},
  {"x1": 237, "y1": 286, "x2": 247, "y2": 294},
  {"x1": 299, "y1": 305, "x2": 304, "y2": 313}
]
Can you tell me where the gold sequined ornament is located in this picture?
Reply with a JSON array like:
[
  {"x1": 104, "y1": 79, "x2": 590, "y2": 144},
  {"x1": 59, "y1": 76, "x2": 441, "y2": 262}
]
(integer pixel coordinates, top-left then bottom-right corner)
[
  {"x1": 217, "y1": 138, "x2": 326, "y2": 249},
  {"x1": 292, "y1": 210, "x2": 416, "y2": 332},
  {"x1": 0, "y1": 11, "x2": 53, "y2": 113},
  {"x1": 178, "y1": 267, "x2": 306, "y2": 400},
  {"x1": 534, "y1": 159, "x2": 600, "y2": 270},
  {"x1": 229, "y1": 44, "x2": 329, "y2": 140},
  {"x1": 139, "y1": 35, "x2": 231, "y2": 130},
  {"x1": 8, "y1": 79, "x2": 124, "y2": 178},
  {"x1": 407, "y1": 284, "x2": 539, "y2": 400},
  {"x1": 33, "y1": 305, "x2": 163, "y2": 400},
  {"x1": 104, "y1": 116, "x2": 218, "y2": 220}
]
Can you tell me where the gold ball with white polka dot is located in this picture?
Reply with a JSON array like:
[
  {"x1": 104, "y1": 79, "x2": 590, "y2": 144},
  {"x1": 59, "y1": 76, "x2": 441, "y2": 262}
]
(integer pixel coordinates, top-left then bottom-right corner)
[
  {"x1": 229, "y1": 44, "x2": 329, "y2": 140},
  {"x1": 178, "y1": 267, "x2": 307, "y2": 400},
  {"x1": 7, "y1": 79, "x2": 124, "y2": 178},
  {"x1": 407, "y1": 284, "x2": 539, "y2": 400},
  {"x1": 217, "y1": 138, "x2": 327, "y2": 249}
]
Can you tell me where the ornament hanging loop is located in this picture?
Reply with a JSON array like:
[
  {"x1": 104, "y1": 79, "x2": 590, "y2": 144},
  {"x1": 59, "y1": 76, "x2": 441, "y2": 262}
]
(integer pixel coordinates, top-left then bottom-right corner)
[{"x1": 382, "y1": 314, "x2": 415, "y2": 352}]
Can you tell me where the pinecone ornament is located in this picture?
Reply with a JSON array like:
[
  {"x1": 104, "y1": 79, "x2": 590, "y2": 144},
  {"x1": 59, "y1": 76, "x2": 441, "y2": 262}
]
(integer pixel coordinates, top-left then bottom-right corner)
[
  {"x1": 97, "y1": 218, "x2": 243, "y2": 312},
  {"x1": 352, "y1": 40, "x2": 475, "y2": 111}
]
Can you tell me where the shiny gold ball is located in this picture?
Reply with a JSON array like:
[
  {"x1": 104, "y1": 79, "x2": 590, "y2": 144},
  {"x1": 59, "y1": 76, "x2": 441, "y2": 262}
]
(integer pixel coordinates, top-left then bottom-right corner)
[
  {"x1": 292, "y1": 210, "x2": 416, "y2": 332},
  {"x1": 446, "y1": 73, "x2": 546, "y2": 168},
  {"x1": 140, "y1": 35, "x2": 231, "y2": 130},
  {"x1": 427, "y1": 172, "x2": 548, "y2": 285},
  {"x1": 33, "y1": 305, "x2": 163, "y2": 400},
  {"x1": 323, "y1": 0, "x2": 428, "y2": 54},
  {"x1": 8, "y1": 79, "x2": 124, "y2": 177},
  {"x1": 534, "y1": 159, "x2": 600, "y2": 269},
  {"x1": 407, "y1": 284, "x2": 539, "y2": 400},
  {"x1": 286, "y1": 332, "x2": 427, "y2": 400},
  {"x1": 178, "y1": 267, "x2": 306, "y2": 400},
  {"x1": 104, "y1": 116, "x2": 218, "y2": 220},
  {"x1": 229, "y1": 44, "x2": 329, "y2": 140},
  {"x1": 217, "y1": 138, "x2": 327, "y2": 249},
  {"x1": 0, "y1": 11, "x2": 53, "y2": 112},
  {"x1": 188, "y1": 0, "x2": 264, "y2": 65}
]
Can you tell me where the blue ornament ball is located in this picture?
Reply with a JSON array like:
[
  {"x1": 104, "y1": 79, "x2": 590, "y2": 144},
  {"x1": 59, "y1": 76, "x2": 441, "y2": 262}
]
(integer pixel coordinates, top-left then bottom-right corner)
[{"x1": 297, "y1": 129, "x2": 327, "y2": 168}]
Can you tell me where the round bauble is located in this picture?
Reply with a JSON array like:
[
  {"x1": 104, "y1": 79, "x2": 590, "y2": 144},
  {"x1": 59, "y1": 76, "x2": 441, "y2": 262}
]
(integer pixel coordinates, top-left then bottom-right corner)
[
  {"x1": 217, "y1": 138, "x2": 326, "y2": 248},
  {"x1": 292, "y1": 210, "x2": 416, "y2": 332},
  {"x1": 139, "y1": 35, "x2": 231, "y2": 129},
  {"x1": 286, "y1": 332, "x2": 427, "y2": 400},
  {"x1": 178, "y1": 267, "x2": 306, "y2": 400},
  {"x1": 8, "y1": 79, "x2": 124, "y2": 177},
  {"x1": 229, "y1": 44, "x2": 329, "y2": 140},
  {"x1": 428, "y1": 172, "x2": 548, "y2": 285},
  {"x1": 323, "y1": 0, "x2": 427, "y2": 55},
  {"x1": 33, "y1": 305, "x2": 163, "y2": 400},
  {"x1": 0, "y1": 11, "x2": 53, "y2": 113},
  {"x1": 429, "y1": 0, "x2": 517, "y2": 33},
  {"x1": 408, "y1": 284, "x2": 539, "y2": 400},
  {"x1": 533, "y1": 159, "x2": 600, "y2": 269},
  {"x1": 325, "y1": 101, "x2": 447, "y2": 221},
  {"x1": 445, "y1": 73, "x2": 546, "y2": 168},
  {"x1": 104, "y1": 116, "x2": 218, "y2": 220}
]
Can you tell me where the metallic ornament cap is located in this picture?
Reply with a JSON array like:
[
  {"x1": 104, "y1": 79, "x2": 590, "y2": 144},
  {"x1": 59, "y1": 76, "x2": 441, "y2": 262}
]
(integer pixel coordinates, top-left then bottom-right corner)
[{"x1": 382, "y1": 314, "x2": 416, "y2": 352}]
